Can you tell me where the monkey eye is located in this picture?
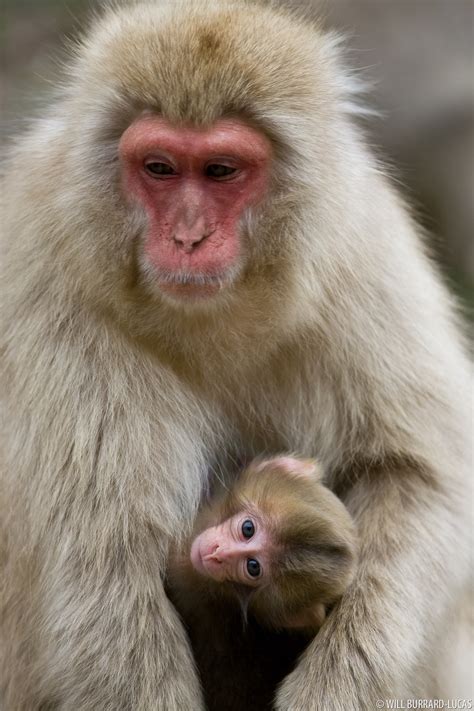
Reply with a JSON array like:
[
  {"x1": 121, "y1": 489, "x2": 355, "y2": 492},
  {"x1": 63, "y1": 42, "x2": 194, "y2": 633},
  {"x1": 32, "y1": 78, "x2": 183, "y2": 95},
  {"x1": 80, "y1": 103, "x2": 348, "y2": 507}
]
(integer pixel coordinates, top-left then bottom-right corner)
[
  {"x1": 246, "y1": 558, "x2": 261, "y2": 578},
  {"x1": 205, "y1": 164, "x2": 237, "y2": 180},
  {"x1": 144, "y1": 162, "x2": 177, "y2": 178},
  {"x1": 241, "y1": 519, "x2": 255, "y2": 539}
]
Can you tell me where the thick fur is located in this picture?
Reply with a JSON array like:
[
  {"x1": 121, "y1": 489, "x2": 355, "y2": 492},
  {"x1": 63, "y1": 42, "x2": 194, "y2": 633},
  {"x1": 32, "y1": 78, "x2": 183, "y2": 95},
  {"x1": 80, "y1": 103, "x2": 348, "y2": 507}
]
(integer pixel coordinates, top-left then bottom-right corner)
[
  {"x1": 166, "y1": 458, "x2": 357, "y2": 711},
  {"x1": 0, "y1": 1, "x2": 471, "y2": 709}
]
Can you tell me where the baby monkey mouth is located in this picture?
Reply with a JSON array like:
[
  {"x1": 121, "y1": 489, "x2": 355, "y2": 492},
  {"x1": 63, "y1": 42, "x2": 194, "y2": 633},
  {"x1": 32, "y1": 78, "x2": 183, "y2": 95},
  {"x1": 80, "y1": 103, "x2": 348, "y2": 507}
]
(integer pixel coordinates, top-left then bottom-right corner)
[
  {"x1": 190, "y1": 538, "x2": 233, "y2": 582},
  {"x1": 190, "y1": 538, "x2": 213, "y2": 576}
]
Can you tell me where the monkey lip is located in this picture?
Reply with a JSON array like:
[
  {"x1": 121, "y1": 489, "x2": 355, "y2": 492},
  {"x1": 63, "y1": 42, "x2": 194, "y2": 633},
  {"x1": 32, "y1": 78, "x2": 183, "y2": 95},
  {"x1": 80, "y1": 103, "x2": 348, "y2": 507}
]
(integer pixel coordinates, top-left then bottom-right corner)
[
  {"x1": 190, "y1": 539, "x2": 226, "y2": 578},
  {"x1": 159, "y1": 281, "x2": 222, "y2": 300},
  {"x1": 155, "y1": 268, "x2": 238, "y2": 300},
  {"x1": 190, "y1": 538, "x2": 209, "y2": 575}
]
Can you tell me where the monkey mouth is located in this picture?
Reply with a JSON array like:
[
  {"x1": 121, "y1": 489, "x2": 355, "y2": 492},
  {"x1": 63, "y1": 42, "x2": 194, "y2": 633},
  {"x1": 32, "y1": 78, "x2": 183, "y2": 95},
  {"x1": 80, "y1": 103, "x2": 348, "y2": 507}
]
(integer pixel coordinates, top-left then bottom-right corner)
[
  {"x1": 190, "y1": 538, "x2": 207, "y2": 575},
  {"x1": 155, "y1": 268, "x2": 239, "y2": 300},
  {"x1": 190, "y1": 539, "x2": 227, "y2": 579}
]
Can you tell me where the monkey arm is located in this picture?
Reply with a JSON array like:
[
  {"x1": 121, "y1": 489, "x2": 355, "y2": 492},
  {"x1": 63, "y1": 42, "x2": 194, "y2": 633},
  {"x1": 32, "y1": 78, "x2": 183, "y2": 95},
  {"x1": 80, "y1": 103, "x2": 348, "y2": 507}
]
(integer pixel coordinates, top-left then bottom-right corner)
[
  {"x1": 40, "y1": 542, "x2": 203, "y2": 711},
  {"x1": 2, "y1": 471, "x2": 206, "y2": 711},
  {"x1": 2, "y1": 478, "x2": 205, "y2": 711},
  {"x1": 275, "y1": 461, "x2": 468, "y2": 710},
  {"x1": 0, "y1": 325, "x2": 209, "y2": 711}
]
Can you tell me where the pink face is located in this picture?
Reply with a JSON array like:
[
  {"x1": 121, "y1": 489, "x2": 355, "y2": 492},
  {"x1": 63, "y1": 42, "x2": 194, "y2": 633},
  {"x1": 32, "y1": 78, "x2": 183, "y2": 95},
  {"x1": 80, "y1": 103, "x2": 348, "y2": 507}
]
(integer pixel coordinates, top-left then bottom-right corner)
[
  {"x1": 190, "y1": 513, "x2": 271, "y2": 586},
  {"x1": 119, "y1": 116, "x2": 272, "y2": 301}
]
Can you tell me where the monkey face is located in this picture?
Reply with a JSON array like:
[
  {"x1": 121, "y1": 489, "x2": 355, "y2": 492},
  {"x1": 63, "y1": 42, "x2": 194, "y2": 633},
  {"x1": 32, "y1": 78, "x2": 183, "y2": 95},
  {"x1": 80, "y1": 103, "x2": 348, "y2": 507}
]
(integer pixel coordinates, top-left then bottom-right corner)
[
  {"x1": 119, "y1": 115, "x2": 272, "y2": 303},
  {"x1": 189, "y1": 512, "x2": 273, "y2": 586}
]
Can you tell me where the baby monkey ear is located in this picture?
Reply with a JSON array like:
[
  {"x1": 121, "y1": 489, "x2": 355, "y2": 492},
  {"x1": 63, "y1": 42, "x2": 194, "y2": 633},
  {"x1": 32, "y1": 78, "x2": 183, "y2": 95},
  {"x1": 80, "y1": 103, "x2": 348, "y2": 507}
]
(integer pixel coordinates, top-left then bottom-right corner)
[
  {"x1": 253, "y1": 456, "x2": 322, "y2": 481},
  {"x1": 282, "y1": 603, "x2": 326, "y2": 632}
]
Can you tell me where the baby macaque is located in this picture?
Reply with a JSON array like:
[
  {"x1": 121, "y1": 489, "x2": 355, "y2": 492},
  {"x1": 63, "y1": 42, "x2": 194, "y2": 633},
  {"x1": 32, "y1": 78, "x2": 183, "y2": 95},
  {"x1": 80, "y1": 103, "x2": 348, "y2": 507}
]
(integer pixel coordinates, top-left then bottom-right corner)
[{"x1": 167, "y1": 456, "x2": 357, "y2": 710}]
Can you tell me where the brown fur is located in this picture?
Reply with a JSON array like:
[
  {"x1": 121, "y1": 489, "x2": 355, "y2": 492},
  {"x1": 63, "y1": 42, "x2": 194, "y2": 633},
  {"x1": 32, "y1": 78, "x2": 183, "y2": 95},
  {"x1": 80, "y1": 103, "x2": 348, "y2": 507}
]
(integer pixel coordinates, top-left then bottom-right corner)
[
  {"x1": 166, "y1": 457, "x2": 357, "y2": 711},
  {"x1": 168, "y1": 456, "x2": 357, "y2": 625},
  {"x1": 1, "y1": 1, "x2": 471, "y2": 709},
  {"x1": 224, "y1": 459, "x2": 356, "y2": 626}
]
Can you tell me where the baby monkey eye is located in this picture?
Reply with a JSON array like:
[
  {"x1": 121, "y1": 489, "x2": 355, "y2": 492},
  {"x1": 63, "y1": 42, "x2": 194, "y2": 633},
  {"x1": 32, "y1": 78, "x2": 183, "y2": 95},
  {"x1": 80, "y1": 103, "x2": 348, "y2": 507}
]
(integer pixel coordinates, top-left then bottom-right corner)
[
  {"x1": 246, "y1": 558, "x2": 261, "y2": 578},
  {"x1": 145, "y1": 162, "x2": 177, "y2": 177},
  {"x1": 205, "y1": 164, "x2": 237, "y2": 179},
  {"x1": 241, "y1": 519, "x2": 255, "y2": 539}
]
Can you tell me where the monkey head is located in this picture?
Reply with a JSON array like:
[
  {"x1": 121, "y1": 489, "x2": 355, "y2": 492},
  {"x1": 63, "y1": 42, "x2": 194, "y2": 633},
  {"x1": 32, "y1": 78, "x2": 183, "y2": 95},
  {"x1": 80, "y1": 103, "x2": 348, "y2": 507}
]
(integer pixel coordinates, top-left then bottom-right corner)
[
  {"x1": 189, "y1": 457, "x2": 357, "y2": 631},
  {"x1": 47, "y1": 2, "x2": 343, "y2": 334}
]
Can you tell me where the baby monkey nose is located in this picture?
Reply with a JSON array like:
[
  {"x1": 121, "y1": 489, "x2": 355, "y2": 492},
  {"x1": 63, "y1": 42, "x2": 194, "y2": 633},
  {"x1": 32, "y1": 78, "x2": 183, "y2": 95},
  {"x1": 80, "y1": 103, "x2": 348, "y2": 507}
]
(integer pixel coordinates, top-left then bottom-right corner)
[{"x1": 207, "y1": 544, "x2": 245, "y2": 564}]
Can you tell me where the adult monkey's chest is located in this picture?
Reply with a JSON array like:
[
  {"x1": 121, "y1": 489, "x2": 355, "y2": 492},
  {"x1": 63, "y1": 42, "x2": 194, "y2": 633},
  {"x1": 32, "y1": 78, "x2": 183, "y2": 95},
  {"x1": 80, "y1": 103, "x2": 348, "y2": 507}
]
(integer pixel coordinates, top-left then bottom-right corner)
[{"x1": 217, "y1": 360, "x2": 329, "y2": 461}]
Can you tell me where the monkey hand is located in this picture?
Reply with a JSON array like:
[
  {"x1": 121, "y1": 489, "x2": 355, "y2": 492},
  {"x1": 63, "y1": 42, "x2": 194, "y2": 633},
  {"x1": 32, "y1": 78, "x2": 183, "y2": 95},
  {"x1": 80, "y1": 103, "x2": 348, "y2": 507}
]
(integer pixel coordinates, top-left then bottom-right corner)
[{"x1": 275, "y1": 596, "x2": 387, "y2": 711}]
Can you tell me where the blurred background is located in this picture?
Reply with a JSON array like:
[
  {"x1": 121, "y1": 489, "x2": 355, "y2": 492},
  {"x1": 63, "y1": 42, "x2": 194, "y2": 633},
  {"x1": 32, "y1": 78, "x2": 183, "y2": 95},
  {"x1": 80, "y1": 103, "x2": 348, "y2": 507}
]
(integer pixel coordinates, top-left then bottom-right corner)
[{"x1": 2, "y1": 0, "x2": 473, "y2": 310}]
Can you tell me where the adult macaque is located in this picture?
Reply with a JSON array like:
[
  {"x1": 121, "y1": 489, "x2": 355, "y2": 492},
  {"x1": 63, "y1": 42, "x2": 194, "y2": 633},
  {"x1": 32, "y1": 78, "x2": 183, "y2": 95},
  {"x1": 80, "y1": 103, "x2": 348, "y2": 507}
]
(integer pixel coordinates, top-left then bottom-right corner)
[
  {"x1": 167, "y1": 456, "x2": 356, "y2": 710},
  {"x1": 0, "y1": 1, "x2": 470, "y2": 710}
]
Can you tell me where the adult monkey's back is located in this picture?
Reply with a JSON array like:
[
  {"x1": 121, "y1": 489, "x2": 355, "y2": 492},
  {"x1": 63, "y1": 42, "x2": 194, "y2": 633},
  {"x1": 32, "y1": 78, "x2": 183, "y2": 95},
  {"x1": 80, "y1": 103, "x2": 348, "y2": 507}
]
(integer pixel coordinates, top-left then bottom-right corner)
[{"x1": 0, "y1": 2, "x2": 470, "y2": 709}]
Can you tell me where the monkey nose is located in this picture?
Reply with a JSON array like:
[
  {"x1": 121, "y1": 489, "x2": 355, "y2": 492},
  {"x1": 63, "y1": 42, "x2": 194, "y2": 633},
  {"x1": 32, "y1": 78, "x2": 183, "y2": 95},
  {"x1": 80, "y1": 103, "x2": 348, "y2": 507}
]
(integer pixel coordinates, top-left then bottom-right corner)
[
  {"x1": 209, "y1": 545, "x2": 243, "y2": 563},
  {"x1": 172, "y1": 218, "x2": 214, "y2": 252},
  {"x1": 172, "y1": 230, "x2": 206, "y2": 253}
]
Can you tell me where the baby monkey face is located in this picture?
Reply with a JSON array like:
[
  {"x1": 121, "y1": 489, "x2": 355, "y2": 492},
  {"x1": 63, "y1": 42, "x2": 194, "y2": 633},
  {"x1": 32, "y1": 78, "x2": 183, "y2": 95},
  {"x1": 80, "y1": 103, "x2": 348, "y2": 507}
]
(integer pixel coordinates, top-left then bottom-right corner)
[{"x1": 190, "y1": 512, "x2": 272, "y2": 587}]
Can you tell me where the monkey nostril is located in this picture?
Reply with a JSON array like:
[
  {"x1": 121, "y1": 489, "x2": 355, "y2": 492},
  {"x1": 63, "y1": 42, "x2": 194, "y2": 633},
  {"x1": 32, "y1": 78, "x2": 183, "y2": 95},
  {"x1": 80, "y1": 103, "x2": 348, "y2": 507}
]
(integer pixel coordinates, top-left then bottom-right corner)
[
  {"x1": 172, "y1": 226, "x2": 216, "y2": 250},
  {"x1": 204, "y1": 543, "x2": 222, "y2": 562},
  {"x1": 172, "y1": 233, "x2": 207, "y2": 252},
  {"x1": 208, "y1": 554, "x2": 223, "y2": 565}
]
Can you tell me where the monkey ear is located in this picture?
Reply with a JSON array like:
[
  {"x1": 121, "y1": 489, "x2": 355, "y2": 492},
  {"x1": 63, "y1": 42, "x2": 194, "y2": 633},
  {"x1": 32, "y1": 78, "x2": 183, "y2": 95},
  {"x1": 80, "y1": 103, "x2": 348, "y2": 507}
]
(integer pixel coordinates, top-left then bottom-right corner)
[
  {"x1": 253, "y1": 456, "x2": 322, "y2": 480},
  {"x1": 282, "y1": 603, "x2": 326, "y2": 631}
]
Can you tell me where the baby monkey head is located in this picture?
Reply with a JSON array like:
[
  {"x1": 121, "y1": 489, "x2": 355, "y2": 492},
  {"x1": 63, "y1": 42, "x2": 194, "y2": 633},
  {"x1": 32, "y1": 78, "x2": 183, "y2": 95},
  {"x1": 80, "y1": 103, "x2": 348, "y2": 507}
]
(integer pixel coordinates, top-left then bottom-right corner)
[{"x1": 190, "y1": 457, "x2": 357, "y2": 631}]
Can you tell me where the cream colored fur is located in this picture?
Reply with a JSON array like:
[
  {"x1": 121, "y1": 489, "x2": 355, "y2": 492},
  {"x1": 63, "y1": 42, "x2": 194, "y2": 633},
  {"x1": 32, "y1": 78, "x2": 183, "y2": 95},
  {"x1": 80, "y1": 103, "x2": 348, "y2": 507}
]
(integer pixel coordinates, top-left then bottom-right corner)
[{"x1": 1, "y1": 1, "x2": 471, "y2": 709}]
